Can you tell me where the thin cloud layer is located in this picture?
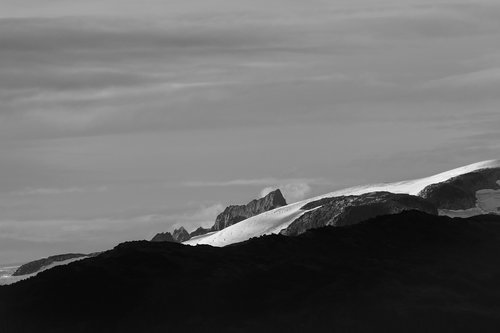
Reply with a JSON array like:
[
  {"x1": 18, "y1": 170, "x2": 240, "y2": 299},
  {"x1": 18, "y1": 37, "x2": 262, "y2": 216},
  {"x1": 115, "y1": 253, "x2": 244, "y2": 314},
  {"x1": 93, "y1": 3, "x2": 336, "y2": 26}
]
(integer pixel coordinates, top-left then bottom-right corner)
[{"x1": 0, "y1": 3, "x2": 499, "y2": 139}]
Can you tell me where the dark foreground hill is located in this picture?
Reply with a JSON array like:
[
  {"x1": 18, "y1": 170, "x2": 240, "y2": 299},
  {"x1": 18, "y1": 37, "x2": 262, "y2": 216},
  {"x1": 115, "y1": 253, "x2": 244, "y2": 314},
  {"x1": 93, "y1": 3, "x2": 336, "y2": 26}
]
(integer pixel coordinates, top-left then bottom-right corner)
[{"x1": 2, "y1": 211, "x2": 500, "y2": 332}]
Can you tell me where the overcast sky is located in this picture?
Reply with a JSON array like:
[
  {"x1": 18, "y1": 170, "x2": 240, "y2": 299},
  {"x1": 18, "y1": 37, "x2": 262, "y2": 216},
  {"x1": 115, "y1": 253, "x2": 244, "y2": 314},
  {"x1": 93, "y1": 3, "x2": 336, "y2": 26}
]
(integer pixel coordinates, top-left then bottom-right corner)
[{"x1": 1, "y1": 0, "x2": 500, "y2": 264}]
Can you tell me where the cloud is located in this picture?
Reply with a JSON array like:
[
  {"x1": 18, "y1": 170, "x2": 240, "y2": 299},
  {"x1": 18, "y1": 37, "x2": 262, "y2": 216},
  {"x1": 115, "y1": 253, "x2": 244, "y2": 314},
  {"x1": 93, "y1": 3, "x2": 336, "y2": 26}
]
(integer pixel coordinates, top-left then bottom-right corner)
[
  {"x1": 169, "y1": 203, "x2": 225, "y2": 230},
  {"x1": 424, "y1": 68, "x2": 500, "y2": 88},
  {"x1": 183, "y1": 178, "x2": 280, "y2": 187},
  {"x1": 183, "y1": 177, "x2": 326, "y2": 188},
  {"x1": 184, "y1": 177, "x2": 334, "y2": 202},
  {"x1": 13, "y1": 186, "x2": 108, "y2": 196},
  {"x1": 2, "y1": 3, "x2": 500, "y2": 140},
  {"x1": 0, "y1": 16, "x2": 286, "y2": 138}
]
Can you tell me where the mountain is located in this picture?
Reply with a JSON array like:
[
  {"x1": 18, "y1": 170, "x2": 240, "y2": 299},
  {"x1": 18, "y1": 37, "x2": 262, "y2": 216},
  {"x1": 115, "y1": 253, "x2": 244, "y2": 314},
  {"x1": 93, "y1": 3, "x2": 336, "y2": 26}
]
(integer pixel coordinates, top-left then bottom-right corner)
[
  {"x1": 211, "y1": 189, "x2": 287, "y2": 231},
  {"x1": 150, "y1": 231, "x2": 176, "y2": 242},
  {"x1": 2, "y1": 211, "x2": 500, "y2": 332},
  {"x1": 10, "y1": 190, "x2": 287, "y2": 279},
  {"x1": 151, "y1": 226, "x2": 191, "y2": 243},
  {"x1": 419, "y1": 167, "x2": 500, "y2": 213},
  {"x1": 151, "y1": 189, "x2": 287, "y2": 242},
  {"x1": 281, "y1": 191, "x2": 437, "y2": 236},
  {"x1": 186, "y1": 160, "x2": 500, "y2": 246},
  {"x1": 172, "y1": 226, "x2": 190, "y2": 242}
]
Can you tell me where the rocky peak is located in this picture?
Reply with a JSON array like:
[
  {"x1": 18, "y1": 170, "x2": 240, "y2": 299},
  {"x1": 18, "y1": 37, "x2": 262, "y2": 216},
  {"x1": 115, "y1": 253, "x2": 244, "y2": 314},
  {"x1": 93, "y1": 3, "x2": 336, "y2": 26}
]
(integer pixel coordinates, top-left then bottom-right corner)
[
  {"x1": 151, "y1": 189, "x2": 287, "y2": 242},
  {"x1": 151, "y1": 226, "x2": 191, "y2": 243},
  {"x1": 151, "y1": 232, "x2": 176, "y2": 243},
  {"x1": 172, "y1": 227, "x2": 190, "y2": 243},
  {"x1": 211, "y1": 189, "x2": 287, "y2": 231}
]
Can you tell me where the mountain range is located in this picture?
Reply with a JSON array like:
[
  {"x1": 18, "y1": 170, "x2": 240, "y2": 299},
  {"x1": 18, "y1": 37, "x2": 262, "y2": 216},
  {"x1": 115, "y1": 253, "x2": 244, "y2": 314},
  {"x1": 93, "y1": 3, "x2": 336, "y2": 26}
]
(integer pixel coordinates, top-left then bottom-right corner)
[
  {"x1": 185, "y1": 159, "x2": 500, "y2": 246},
  {"x1": 2, "y1": 160, "x2": 500, "y2": 332},
  {"x1": 9, "y1": 160, "x2": 500, "y2": 279}
]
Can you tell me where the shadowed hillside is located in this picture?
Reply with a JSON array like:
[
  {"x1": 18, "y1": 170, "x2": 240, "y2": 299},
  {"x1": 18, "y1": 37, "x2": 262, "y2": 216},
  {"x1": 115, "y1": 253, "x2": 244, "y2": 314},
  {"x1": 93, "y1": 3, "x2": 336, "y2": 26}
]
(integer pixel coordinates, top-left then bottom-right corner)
[{"x1": 2, "y1": 211, "x2": 500, "y2": 332}]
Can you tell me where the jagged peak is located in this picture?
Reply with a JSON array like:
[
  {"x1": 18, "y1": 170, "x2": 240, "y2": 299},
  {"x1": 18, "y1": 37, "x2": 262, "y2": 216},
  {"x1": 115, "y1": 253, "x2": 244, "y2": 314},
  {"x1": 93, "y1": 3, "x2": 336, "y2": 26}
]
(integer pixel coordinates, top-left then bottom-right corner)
[
  {"x1": 173, "y1": 226, "x2": 188, "y2": 233},
  {"x1": 265, "y1": 188, "x2": 287, "y2": 205}
]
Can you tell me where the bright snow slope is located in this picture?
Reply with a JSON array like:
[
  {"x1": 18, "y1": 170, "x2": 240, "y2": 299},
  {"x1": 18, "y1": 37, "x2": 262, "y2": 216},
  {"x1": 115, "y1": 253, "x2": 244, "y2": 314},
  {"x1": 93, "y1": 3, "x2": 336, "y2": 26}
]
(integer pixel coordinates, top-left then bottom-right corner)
[{"x1": 184, "y1": 160, "x2": 500, "y2": 247}]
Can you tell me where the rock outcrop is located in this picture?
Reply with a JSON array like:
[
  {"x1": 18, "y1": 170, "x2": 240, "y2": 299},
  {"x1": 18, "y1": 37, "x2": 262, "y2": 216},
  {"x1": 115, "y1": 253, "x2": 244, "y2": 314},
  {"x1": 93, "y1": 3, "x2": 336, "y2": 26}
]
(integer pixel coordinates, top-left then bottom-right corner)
[
  {"x1": 151, "y1": 232, "x2": 176, "y2": 243},
  {"x1": 151, "y1": 189, "x2": 287, "y2": 242},
  {"x1": 281, "y1": 191, "x2": 437, "y2": 236},
  {"x1": 151, "y1": 227, "x2": 191, "y2": 243},
  {"x1": 189, "y1": 227, "x2": 211, "y2": 238},
  {"x1": 418, "y1": 168, "x2": 500, "y2": 210},
  {"x1": 211, "y1": 189, "x2": 287, "y2": 231},
  {"x1": 172, "y1": 227, "x2": 190, "y2": 242}
]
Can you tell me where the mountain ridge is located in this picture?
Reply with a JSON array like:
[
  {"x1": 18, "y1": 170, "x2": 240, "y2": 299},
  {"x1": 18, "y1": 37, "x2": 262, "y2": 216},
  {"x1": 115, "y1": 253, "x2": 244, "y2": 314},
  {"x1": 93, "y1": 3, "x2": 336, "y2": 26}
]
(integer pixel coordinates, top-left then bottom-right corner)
[
  {"x1": 186, "y1": 160, "x2": 500, "y2": 246},
  {"x1": 2, "y1": 211, "x2": 500, "y2": 332}
]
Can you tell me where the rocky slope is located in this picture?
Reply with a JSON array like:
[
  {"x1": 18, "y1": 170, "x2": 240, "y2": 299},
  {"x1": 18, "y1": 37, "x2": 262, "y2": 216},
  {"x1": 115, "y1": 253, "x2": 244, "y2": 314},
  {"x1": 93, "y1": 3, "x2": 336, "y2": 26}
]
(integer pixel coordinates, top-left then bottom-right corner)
[
  {"x1": 211, "y1": 189, "x2": 287, "y2": 231},
  {"x1": 150, "y1": 232, "x2": 176, "y2": 243},
  {"x1": 418, "y1": 168, "x2": 500, "y2": 211},
  {"x1": 189, "y1": 227, "x2": 211, "y2": 238},
  {"x1": 151, "y1": 226, "x2": 191, "y2": 243},
  {"x1": 2, "y1": 211, "x2": 500, "y2": 332},
  {"x1": 281, "y1": 192, "x2": 437, "y2": 236},
  {"x1": 172, "y1": 226, "x2": 190, "y2": 242}
]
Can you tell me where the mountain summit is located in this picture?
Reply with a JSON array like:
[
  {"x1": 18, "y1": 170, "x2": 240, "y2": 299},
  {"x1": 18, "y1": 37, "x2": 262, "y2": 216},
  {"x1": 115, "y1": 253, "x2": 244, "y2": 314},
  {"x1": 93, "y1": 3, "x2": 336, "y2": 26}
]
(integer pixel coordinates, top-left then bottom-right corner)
[
  {"x1": 211, "y1": 189, "x2": 287, "y2": 231},
  {"x1": 151, "y1": 226, "x2": 191, "y2": 243}
]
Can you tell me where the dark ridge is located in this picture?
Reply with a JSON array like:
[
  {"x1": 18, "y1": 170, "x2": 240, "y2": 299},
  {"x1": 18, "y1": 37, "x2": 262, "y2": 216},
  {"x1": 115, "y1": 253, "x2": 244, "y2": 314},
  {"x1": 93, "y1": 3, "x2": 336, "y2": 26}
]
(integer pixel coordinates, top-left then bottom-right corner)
[
  {"x1": 418, "y1": 168, "x2": 500, "y2": 210},
  {"x1": 283, "y1": 191, "x2": 437, "y2": 236},
  {"x1": 2, "y1": 211, "x2": 500, "y2": 332}
]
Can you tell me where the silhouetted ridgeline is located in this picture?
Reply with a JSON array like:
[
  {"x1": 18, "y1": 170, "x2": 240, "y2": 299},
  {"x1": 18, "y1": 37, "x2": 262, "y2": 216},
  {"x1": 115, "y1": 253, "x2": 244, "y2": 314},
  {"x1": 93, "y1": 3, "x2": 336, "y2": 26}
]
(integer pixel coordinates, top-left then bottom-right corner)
[{"x1": 2, "y1": 211, "x2": 500, "y2": 332}]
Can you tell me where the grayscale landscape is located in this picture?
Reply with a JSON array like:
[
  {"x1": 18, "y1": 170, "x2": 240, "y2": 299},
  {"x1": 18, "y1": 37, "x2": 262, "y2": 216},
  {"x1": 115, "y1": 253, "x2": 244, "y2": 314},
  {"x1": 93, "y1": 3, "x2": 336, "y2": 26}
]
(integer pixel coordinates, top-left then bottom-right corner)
[{"x1": 1, "y1": 0, "x2": 500, "y2": 332}]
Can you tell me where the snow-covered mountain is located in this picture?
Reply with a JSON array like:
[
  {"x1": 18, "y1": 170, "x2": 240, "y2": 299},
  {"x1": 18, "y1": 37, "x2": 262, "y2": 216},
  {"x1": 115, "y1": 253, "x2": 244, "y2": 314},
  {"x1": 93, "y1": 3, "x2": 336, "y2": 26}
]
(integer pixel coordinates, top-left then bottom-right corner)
[
  {"x1": 185, "y1": 160, "x2": 500, "y2": 247},
  {"x1": 152, "y1": 189, "x2": 287, "y2": 243}
]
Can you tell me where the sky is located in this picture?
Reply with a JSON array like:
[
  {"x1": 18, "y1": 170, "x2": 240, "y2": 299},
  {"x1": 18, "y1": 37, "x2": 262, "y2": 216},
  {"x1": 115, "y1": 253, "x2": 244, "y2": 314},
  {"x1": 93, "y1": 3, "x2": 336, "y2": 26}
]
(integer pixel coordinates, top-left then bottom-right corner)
[{"x1": 1, "y1": 0, "x2": 500, "y2": 264}]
